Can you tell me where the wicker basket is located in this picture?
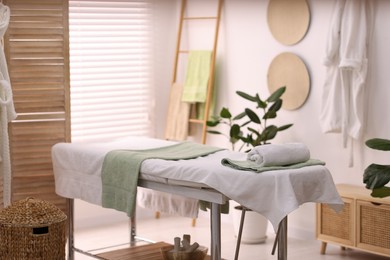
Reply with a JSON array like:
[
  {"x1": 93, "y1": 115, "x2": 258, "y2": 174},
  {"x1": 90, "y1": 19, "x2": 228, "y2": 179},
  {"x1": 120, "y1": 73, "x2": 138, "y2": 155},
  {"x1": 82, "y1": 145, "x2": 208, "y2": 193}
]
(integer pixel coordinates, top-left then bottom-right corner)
[{"x1": 0, "y1": 197, "x2": 67, "y2": 260}]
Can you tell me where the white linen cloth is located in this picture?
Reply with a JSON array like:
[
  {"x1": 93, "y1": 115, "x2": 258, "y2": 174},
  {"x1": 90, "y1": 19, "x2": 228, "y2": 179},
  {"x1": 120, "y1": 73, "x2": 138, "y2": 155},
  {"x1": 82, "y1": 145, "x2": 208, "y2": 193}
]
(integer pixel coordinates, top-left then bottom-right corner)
[
  {"x1": 52, "y1": 137, "x2": 344, "y2": 231},
  {"x1": 319, "y1": 0, "x2": 374, "y2": 165},
  {"x1": 0, "y1": 3, "x2": 16, "y2": 207},
  {"x1": 247, "y1": 143, "x2": 310, "y2": 167},
  {"x1": 137, "y1": 189, "x2": 199, "y2": 218}
]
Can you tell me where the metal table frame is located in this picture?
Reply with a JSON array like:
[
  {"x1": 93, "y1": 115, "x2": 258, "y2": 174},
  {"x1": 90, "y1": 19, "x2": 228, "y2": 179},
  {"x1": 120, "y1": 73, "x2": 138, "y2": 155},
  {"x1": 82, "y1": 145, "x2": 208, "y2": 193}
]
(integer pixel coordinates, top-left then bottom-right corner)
[{"x1": 66, "y1": 179, "x2": 288, "y2": 260}]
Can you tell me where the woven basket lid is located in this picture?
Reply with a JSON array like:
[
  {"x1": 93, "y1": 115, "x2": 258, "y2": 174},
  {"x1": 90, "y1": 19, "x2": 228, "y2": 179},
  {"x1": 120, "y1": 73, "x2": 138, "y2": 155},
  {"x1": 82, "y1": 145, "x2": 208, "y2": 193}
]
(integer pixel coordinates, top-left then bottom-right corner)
[{"x1": 0, "y1": 197, "x2": 67, "y2": 227}]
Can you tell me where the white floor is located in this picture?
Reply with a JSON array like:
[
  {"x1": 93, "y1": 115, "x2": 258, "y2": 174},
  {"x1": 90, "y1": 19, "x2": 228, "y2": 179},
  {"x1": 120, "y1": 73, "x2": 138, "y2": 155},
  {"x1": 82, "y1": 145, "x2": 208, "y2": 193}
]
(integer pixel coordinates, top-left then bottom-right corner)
[{"x1": 72, "y1": 215, "x2": 389, "y2": 260}]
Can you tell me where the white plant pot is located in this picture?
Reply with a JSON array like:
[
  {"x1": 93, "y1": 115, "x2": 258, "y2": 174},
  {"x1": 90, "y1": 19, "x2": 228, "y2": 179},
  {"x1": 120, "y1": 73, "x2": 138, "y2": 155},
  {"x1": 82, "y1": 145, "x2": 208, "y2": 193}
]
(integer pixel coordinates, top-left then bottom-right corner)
[{"x1": 231, "y1": 201, "x2": 268, "y2": 244}]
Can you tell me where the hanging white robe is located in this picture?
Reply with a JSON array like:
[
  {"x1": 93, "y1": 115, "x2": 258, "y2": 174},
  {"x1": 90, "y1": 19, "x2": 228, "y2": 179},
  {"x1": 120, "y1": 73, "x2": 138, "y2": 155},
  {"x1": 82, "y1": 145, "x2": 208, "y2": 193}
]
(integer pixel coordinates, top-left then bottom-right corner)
[
  {"x1": 0, "y1": 3, "x2": 17, "y2": 207},
  {"x1": 320, "y1": 0, "x2": 373, "y2": 155}
]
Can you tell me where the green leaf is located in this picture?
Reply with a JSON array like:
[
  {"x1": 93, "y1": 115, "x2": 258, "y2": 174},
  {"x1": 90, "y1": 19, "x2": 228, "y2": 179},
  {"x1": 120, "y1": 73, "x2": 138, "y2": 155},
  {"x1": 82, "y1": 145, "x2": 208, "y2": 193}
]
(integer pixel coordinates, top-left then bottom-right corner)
[
  {"x1": 257, "y1": 100, "x2": 267, "y2": 109},
  {"x1": 278, "y1": 124, "x2": 293, "y2": 131},
  {"x1": 220, "y1": 107, "x2": 232, "y2": 119},
  {"x1": 207, "y1": 130, "x2": 223, "y2": 135},
  {"x1": 363, "y1": 163, "x2": 390, "y2": 189},
  {"x1": 244, "y1": 133, "x2": 256, "y2": 147},
  {"x1": 266, "y1": 86, "x2": 286, "y2": 102},
  {"x1": 230, "y1": 137, "x2": 240, "y2": 145},
  {"x1": 268, "y1": 99, "x2": 282, "y2": 112},
  {"x1": 263, "y1": 110, "x2": 277, "y2": 119},
  {"x1": 261, "y1": 125, "x2": 278, "y2": 142},
  {"x1": 240, "y1": 135, "x2": 250, "y2": 144},
  {"x1": 206, "y1": 120, "x2": 220, "y2": 127},
  {"x1": 255, "y1": 94, "x2": 267, "y2": 109},
  {"x1": 245, "y1": 108, "x2": 261, "y2": 124},
  {"x1": 230, "y1": 124, "x2": 241, "y2": 138},
  {"x1": 233, "y1": 111, "x2": 246, "y2": 120},
  {"x1": 365, "y1": 138, "x2": 390, "y2": 151},
  {"x1": 247, "y1": 127, "x2": 260, "y2": 137},
  {"x1": 370, "y1": 187, "x2": 390, "y2": 198},
  {"x1": 240, "y1": 120, "x2": 252, "y2": 127},
  {"x1": 236, "y1": 91, "x2": 257, "y2": 102}
]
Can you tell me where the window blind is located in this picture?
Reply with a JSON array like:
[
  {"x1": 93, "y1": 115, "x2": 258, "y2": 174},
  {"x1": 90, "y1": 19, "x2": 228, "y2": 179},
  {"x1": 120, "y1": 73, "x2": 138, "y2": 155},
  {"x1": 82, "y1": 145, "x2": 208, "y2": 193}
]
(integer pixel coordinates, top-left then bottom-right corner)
[{"x1": 69, "y1": 0, "x2": 154, "y2": 143}]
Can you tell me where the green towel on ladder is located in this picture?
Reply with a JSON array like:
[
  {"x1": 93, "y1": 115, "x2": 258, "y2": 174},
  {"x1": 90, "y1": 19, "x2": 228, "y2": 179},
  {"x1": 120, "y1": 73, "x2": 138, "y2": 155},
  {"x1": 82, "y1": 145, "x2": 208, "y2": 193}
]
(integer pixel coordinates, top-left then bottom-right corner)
[
  {"x1": 101, "y1": 142, "x2": 223, "y2": 217},
  {"x1": 182, "y1": 50, "x2": 213, "y2": 103}
]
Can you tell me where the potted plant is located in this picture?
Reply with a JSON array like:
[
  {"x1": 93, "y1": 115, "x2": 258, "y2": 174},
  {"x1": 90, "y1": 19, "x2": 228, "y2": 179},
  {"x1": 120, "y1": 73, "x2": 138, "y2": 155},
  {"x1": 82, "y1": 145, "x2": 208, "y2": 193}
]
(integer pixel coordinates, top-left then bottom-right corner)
[
  {"x1": 206, "y1": 86, "x2": 293, "y2": 244},
  {"x1": 207, "y1": 86, "x2": 293, "y2": 152},
  {"x1": 363, "y1": 138, "x2": 390, "y2": 198}
]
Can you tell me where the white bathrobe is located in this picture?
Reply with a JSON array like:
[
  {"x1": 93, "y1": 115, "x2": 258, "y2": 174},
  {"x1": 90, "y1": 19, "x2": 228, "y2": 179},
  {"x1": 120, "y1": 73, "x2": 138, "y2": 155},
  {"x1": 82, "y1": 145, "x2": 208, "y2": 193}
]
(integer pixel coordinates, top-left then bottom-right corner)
[
  {"x1": 0, "y1": 3, "x2": 17, "y2": 207},
  {"x1": 320, "y1": 0, "x2": 373, "y2": 162}
]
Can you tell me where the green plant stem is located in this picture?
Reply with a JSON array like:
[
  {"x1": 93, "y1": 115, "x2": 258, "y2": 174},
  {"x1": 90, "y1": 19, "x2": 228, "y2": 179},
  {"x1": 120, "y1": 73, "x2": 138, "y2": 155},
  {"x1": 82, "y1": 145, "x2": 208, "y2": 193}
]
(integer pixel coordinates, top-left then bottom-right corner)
[{"x1": 262, "y1": 107, "x2": 267, "y2": 145}]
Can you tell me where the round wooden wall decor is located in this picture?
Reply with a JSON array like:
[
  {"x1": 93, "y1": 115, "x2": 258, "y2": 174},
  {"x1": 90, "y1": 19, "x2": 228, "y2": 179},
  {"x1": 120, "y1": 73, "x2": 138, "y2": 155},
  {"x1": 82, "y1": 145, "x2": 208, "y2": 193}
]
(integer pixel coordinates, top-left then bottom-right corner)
[
  {"x1": 267, "y1": 52, "x2": 310, "y2": 110},
  {"x1": 267, "y1": 0, "x2": 310, "y2": 45}
]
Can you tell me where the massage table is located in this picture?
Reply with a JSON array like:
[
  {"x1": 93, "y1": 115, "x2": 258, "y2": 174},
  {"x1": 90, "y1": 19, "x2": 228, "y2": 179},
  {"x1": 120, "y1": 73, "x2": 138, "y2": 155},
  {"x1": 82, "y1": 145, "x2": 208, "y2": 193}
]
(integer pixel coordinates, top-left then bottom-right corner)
[{"x1": 51, "y1": 136, "x2": 344, "y2": 260}]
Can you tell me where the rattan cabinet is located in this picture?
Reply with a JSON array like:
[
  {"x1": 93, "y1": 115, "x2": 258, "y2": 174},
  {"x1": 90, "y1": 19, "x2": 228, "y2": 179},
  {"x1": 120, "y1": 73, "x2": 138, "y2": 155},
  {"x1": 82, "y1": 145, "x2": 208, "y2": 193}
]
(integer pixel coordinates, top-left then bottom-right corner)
[{"x1": 317, "y1": 184, "x2": 390, "y2": 257}]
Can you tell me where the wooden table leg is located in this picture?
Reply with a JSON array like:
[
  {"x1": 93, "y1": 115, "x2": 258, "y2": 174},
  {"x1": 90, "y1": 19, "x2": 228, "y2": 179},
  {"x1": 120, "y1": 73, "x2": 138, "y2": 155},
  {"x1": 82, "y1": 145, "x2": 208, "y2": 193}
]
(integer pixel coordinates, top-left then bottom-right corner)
[{"x1": 320, "y1": 242, "x2": 327, "y2": 255}]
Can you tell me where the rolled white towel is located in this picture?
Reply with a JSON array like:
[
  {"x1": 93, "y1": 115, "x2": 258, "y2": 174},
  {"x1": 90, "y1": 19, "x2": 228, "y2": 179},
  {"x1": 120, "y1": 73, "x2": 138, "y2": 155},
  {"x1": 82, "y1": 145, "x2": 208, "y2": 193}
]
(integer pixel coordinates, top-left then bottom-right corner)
[{"x1": 247, "y1": 143, "x2": 310, "y2": 167}]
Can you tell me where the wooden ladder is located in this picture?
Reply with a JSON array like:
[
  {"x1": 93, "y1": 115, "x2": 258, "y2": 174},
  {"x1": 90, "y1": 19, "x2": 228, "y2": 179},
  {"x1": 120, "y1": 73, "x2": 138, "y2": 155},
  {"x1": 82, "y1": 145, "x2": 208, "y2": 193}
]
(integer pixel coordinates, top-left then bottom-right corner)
[
  {"x1": 171, "y1": 0, "x2": 224, "y2": 145},
  {"x1": 157, "y1": 0, "x2": 224, "y2": 226}
]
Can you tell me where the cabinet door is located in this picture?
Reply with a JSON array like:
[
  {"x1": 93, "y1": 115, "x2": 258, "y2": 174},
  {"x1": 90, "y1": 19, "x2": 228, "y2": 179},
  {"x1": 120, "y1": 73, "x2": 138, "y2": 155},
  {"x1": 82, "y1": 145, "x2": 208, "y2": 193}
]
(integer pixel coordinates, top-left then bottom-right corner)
[
  {"x1": 316, "y1": 197, "x2": 354, "y2": 246},
  {"x1": 357, "y1": 200, "x2": 390, "y2": 256}
]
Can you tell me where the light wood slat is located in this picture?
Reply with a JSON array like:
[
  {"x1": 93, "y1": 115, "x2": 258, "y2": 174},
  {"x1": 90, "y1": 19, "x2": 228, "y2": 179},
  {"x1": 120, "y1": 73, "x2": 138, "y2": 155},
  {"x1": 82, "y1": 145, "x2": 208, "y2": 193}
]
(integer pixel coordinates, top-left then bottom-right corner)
[
  {"x1": 7, "y1": 0, "x2": 63, "y2": 6},
  {"x1": 96, "y1": 242, "x2": 217, "y2": 260},
  {"x1": 10, "y1": 120, "x2": 66, "y2": 136},
  {"x1": 97, "y1": 242, "x2": 171, "y2": 260},
  {"x1": 0, "y1": 176, "x2": 3, "y2": 209},
  {"x1": 189, "y1": 118, "x2": 204, "y2": 124},
  {"x1": 11, "y1": 78, "x2": 65, "y2": 84},
  {"x1": 13, "y1": 92, "x2": 64, "y2": 100},
  {"x1": 10, "y1": 41, "x2": 64, "y2": 48},
  {"x1": 8, "y1": 47, "x2": 62, "y2": 57},
  {"x1": 8, "y1": 53, "x2": 65, "y2": 60},
  {"x1": 183, "y1": 16, "x2": 218, "y2": 20},
  {"x1": 3, "y1": 0, "x2": 70, "y2": 213},
  {"x1": 10, "y1": 66, "x2": 65, "y2": 75},
  {"x1": 12, "y1": 112, "x2": 66, "y2": 121},
  {"x1": 12, "y1": 175, "x2": 67, "y2": 213},
  {"x1": 14, "y1": 100, "x2": 65, "y2": 113},
  {"x1": 9, "y1": 60, "x2": 65, "y2": 67},
  {"x1": 12, "y1": 175, "x2": 57, "y2": 193},
  {"x1": 9, "y1": 27, "x2": 69, "y2": 34}
]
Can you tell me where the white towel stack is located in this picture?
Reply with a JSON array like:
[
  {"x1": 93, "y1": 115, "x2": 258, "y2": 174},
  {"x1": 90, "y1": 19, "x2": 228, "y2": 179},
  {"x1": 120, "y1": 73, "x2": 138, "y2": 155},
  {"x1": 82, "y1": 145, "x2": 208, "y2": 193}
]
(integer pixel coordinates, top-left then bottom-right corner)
[{"x1": 247, "y1": 143, "x2": 310, "y2": 167}]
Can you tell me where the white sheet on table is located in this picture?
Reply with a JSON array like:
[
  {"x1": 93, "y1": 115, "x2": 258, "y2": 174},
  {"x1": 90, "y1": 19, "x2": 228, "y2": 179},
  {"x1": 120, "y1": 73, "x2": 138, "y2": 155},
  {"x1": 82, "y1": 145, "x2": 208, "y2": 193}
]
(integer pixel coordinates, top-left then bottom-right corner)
[
  {"x1": 52, "y1": 137, "x2": 200, "y2": 218},
  {"x1": 52, "y1": 136, "x2": 344, "y2": 231}
]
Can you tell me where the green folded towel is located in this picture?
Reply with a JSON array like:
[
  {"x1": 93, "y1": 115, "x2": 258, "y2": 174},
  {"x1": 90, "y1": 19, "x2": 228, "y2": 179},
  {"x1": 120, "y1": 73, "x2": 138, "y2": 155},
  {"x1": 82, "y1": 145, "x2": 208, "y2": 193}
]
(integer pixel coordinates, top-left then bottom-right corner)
[
  {"x1": 182, "y1": 50, "x2": 213, "y2": 103},
  {"x1": 221, "y1": 158, "x2": 325, "y2": 173},
  {"x1": 101, "y1": 142, "x2": 224, "y2": 217}
]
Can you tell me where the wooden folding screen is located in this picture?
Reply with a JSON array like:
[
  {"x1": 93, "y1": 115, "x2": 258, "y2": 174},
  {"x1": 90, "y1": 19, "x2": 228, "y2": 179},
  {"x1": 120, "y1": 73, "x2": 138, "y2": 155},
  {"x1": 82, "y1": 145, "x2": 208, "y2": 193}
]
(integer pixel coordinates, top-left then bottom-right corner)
[{"x1": 3, "y1": 0, "x2": 70, "y2": 213}]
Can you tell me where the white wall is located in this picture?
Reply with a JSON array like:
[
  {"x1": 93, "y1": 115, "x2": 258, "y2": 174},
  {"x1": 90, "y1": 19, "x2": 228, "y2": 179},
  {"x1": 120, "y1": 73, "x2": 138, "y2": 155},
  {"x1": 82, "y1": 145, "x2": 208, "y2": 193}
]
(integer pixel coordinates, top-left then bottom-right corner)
[{"x1": 153, "y1": 0, "x2": 390, "y2": 238}]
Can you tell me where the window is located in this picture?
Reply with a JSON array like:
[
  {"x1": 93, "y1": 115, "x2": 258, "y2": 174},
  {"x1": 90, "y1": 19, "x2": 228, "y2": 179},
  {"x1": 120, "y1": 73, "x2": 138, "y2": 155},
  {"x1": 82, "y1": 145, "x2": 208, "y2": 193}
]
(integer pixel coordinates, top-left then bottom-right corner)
[{"x1": 69, "y1": 0, "x2": 154, "y2": 143}]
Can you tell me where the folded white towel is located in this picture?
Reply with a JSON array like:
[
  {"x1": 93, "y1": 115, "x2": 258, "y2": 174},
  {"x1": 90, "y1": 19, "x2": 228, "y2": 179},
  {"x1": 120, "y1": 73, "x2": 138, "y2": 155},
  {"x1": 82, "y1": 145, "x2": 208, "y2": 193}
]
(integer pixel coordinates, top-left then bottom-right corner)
[{"x1": 247, "y1": 143, "x2": 310, "y2": 167}]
